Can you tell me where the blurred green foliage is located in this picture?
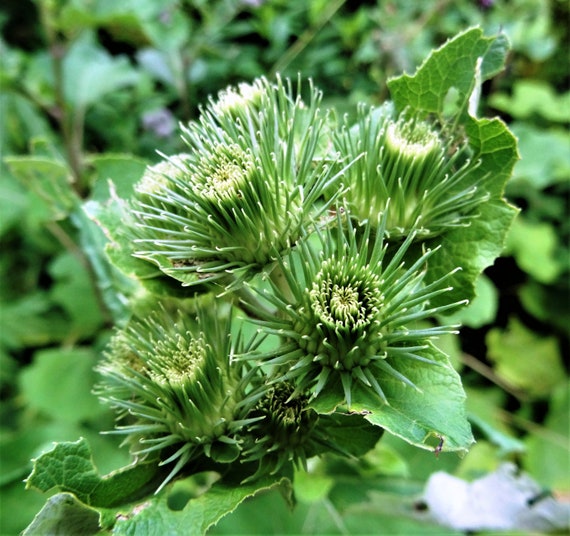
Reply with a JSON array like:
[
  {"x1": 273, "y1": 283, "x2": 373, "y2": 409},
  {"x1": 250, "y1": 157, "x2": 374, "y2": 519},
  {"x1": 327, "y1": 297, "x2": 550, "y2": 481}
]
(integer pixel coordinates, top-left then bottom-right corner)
[{"x1": 1, "y1": 0, "x2": 568, "y2": 534}]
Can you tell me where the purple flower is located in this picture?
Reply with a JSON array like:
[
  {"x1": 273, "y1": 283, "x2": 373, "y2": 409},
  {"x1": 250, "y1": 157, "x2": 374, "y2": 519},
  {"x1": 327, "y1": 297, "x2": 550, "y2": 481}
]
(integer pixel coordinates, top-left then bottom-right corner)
[{"x1": 142, "y1": 108, "x2": 176, "y2": 138}]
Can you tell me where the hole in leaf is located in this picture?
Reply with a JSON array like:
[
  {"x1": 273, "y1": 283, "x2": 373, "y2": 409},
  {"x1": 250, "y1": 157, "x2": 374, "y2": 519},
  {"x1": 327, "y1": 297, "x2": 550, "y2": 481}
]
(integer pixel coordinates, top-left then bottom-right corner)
[{"x1": 167, "y1": 471, "x2": 221, "y2": 511}]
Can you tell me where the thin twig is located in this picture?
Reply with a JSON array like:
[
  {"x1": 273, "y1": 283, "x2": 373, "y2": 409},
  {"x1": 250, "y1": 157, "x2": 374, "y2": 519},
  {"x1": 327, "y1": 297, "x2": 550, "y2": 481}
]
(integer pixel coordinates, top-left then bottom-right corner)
[
  {"x1": 270, "y1": 0, "x2": 347, "y2": 76},
  {"x1": 460, "y1": 352, "x2": 530, "y2": 402}
]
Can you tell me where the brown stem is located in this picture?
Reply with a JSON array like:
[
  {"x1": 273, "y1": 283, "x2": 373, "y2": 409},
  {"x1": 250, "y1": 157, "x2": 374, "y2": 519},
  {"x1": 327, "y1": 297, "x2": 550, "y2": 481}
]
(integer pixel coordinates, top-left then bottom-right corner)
[
  {"x1": 178, "y1": 51, "x2": 192, "y2": 120},
  {"x1": 36, "y1": 4, "x2": 110, "y2": 326},
  {"x1": 460, "y1": 352, "x2": 529, "y2": 402}
]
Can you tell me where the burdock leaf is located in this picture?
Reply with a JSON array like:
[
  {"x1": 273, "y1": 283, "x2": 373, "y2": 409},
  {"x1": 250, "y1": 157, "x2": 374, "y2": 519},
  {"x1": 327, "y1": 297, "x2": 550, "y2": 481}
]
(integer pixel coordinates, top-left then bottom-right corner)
[
  {"x1": 385, "y1": 28, "x2": 518, "y2": 306},
  {"x1": 312, "y1": 346, "x2": 474, "y2": 454},
  {"x1": 360, "y1": 348, "x2": 473, "y2": 454},
  {"x1": 26, "y1": 438, "x2": 159, "y2": 508},
  {"x1": 388, "y1": 27, "x2": 509, "y2": 118},
  {"x1": 4, "y1": 157, "x2": 78, "y2": 220},
  {"x1": 318, "y1": 413, "x2": 384, "y2": 458},
  {"x1": 22, "y1": 492, "x2": 101, "y2": 536},
  {"x1": 464, "y1": 115, "x2": 519, "y2": 197},
  {"x1": 426, "y1": 198, "x2": 519, "y2": 307},
  {"x1": 84, "y1": 198, "x2": 205, "y2": 297},
  {"x1": 111, "y1": 475, "x2": 292, "y2": 536}
]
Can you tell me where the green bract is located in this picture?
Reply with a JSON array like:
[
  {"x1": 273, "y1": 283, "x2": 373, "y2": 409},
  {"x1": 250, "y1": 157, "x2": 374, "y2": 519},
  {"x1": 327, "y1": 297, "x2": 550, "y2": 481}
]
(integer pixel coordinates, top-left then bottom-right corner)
[
  {"x1": 96, "y1": 306, "x2": 259, "y2": 491},
  {"x1": 335, "y1": 104, "x2": 486, "y2": 239},
  {"x1": 127, "y1": 76, "x2": 349, "y2": 290},
  {"x1": 244, "y1": 211, "x2": 466, "y2": 407}
]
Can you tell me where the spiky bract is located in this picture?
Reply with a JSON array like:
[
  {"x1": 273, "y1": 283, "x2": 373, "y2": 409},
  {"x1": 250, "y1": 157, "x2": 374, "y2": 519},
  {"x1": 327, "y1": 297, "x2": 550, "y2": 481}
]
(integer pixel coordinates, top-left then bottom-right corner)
[
  {"x1": 96, "y1": 306, "x2": 259, "y2": 491},
  {"x1": 335, "y1": 103, "x2": 486, "y2": 239},
  {"x1": 245, "y1": 212, "x2": 465, "y2": 407},
  {"x1": 128, "y1": 76, "x2": 348, "y2": 290}
]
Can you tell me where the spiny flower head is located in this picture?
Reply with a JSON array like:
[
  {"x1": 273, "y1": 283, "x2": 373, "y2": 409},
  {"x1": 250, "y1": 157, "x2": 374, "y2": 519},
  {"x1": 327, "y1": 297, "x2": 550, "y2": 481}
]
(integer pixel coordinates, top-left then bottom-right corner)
[
  {"x1": 192, "y1": 143, "x2": 255, "y2": 203},
  {"x1": 335, "y1": 103, "x2": 486, "y2": 239},
  {"x1": 209, "y1": 79, "x2": 265, "y2": 125},
  {"x1": 244, "y1": 210, "x2": 465, "y2": 408},
  {"x1": 134, "y1": 154, "x2": 191, "y2": 198},
  {"x1": 96, "y1": 304, "x2": 259, "y2": 491},
  {"x1": 240, "y1": 382, "x2": 337, "y2": 480},
  {"x1": 127, "y1": 76, "x2": 349, "y2": 290}
]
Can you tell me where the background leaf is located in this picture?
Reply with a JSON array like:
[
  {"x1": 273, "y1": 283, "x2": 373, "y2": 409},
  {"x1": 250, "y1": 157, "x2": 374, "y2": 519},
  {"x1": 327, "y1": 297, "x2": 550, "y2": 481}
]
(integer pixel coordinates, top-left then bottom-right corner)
[
  {"x1": 506, "y1": 217, "x2": 563, "y2": 284},
  {"x1": 486, "y1": 317, "x2": 565, "y2": 399},
  {"x1": 22, "y1": 492, "x2": 101, "y2": 536},
  {"x1": 19, "y1": 348, "x2": 104, "y2": 423},
  {"x1": 489, "y1": 80, "x2": 570, "y2": 123},
  {"x1": 3, "y1": 157, "x2": 78, "y2": 220},
  {"x1": 63, "y1": 33, "x2": 140, "y2": 112}
]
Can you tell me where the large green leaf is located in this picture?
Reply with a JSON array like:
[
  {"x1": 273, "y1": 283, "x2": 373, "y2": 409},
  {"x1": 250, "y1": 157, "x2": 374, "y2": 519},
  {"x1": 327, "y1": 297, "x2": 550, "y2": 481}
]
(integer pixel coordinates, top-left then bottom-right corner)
[
  {"x1": 22, "y1": 493, "x2": 101, "y2": 536},
  {"x1": 25, "y1": 438, "x2": 293, "y2": 535},
  {"x1": 387, "y1": 28, "x2": 519, "y2": 307},
  {"x1": 26, "y1": 438, "x2": 159, "y2": 508},
  {"x1": 426, "y1": 199, "x2": 518, "y2": 306},
  {"x1": 463, "y1": 115, "x2": 519, "y2": 198},
  {"x1": 312, "y1": 346, "x2": 474, "y2": 454},
  {"x1": 112, "y1": 475, "x2": 292, "y2": 536},
  {"x1": 318, "y1": 412, "x2": 384, "y2": 458},
  {"x1": 388, "y1": 27, "x2": 509, "y2": 118}
]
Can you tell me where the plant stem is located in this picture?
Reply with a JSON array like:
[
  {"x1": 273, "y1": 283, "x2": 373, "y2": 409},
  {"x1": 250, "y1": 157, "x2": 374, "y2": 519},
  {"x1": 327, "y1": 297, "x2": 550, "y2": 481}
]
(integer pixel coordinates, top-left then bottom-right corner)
[
  {"x1": 460, "y1": 352, "x2": 529, "y2": 402},
  {"x1": 38, "y1": 0, "x2": 86, "y2": 197},
  {"x1": 270, "y1": 0, "x2": 347, "y2": 76},
  {"x1": 46, "y1": 221, "x2": 113, "y2": 326}
]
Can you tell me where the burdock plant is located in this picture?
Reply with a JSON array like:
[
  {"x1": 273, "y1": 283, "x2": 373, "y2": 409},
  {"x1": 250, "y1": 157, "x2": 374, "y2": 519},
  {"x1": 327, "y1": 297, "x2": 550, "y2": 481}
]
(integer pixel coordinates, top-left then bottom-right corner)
[{"x1": 26, "y1": 29, "x2": 519, "y2": 535}]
